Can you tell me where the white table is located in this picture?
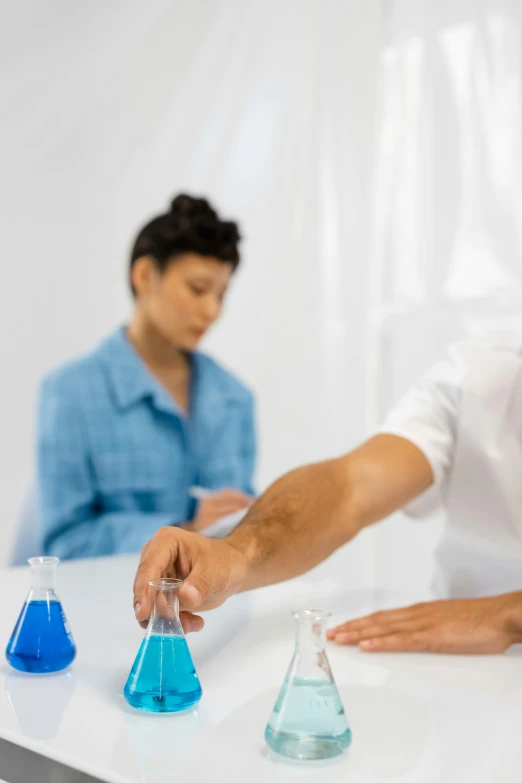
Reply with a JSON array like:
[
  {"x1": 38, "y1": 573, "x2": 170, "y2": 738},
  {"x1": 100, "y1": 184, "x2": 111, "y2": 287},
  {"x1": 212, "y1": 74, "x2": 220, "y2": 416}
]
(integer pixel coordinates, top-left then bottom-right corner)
[{"x1": 0, "y1": 549, "x2": 521, "y2": 783}]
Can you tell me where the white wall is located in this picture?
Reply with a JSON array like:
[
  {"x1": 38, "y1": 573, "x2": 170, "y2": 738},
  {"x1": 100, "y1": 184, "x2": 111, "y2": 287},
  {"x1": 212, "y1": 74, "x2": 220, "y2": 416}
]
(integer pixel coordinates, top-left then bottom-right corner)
[
  {"x1": 0, "y1": 1, "x2": 381, "y2": 566},
  {"x1": 368, "y1": 0, "x2": 522, "y2": 593}
]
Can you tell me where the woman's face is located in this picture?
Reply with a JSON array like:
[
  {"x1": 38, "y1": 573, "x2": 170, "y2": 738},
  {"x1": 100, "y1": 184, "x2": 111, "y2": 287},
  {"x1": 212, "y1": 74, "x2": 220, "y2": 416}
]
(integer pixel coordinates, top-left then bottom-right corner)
[{"x1": 133, "y1": 253, "x2": 234, "y2": 351}]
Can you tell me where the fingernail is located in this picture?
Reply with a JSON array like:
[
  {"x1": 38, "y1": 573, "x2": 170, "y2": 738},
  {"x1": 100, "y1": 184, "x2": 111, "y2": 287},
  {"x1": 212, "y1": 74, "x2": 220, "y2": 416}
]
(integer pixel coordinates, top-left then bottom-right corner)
[
  {"x1": 326, "y1": 630, "x2": 335, "y2": 639},
  {"x1": 183, "y1": 585, "x2": 201, "y2": 604},
  {"x1": 359, "y1": 639, "x2": 376, "y2": 650},
  {"x1": 134, "y1": 602, "x2": 142, "y2": 616}
]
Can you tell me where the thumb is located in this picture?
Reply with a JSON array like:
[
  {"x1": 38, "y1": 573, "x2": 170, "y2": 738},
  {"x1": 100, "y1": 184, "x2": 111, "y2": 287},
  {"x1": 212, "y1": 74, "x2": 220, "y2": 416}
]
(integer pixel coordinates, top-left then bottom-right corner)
[{"x1": 179, "y1": 563, "x2": 212, "y2": 611}]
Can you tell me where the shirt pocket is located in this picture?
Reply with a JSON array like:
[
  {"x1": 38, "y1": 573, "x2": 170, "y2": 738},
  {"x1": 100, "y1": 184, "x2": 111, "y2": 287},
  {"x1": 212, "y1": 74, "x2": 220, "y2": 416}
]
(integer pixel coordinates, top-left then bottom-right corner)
[{"x1": 94, "y1": 451, "x2": 168, "y2": 494}]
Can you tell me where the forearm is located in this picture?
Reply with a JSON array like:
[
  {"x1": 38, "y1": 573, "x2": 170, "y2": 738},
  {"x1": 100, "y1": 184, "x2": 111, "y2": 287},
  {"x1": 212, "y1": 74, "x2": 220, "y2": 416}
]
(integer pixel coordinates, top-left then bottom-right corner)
[
  {"x1": 227, "y1": 457, "x2": 358, "y2": 591},
  {"x1": 226, "y1": 435, "x2": 434, "y2": 593}
]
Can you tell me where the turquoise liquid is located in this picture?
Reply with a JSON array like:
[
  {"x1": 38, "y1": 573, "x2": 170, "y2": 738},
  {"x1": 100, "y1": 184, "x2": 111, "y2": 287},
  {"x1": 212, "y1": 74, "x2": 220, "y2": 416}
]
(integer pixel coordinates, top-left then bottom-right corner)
[
  {"x1": 5, "y1": 600, "x2": 76, "y2": 674},
  {"x1": 265, "y1": 677, "x2": 352, "y2": 760},
  {"x1": 124, "y1": 635, "x2": 202, "y2": 713}
]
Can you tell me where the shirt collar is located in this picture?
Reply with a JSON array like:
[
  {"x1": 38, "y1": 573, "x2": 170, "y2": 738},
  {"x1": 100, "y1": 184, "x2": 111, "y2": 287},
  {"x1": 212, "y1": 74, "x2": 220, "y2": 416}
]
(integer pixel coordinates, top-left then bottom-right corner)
[
  {"x1": 99, "y1": 327, "x2": 184, "y2": 415},
  {"x1": 98, "y1": 327, "x2": 239, "y2": 420}
]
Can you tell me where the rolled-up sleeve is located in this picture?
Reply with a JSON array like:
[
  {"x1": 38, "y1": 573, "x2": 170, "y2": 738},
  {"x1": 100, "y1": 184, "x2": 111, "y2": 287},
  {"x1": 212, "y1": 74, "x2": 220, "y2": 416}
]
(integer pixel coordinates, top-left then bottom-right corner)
[{"x1": 377, "y1": 346, "x2": 464, "y2": 518}]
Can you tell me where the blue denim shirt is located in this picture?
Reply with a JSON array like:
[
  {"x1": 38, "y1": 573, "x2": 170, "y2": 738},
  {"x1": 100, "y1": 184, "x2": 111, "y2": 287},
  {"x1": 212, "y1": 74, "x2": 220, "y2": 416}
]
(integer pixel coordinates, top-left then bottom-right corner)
[{"x1": 37, "y1": 328, "x2": 256, "y2": 559}]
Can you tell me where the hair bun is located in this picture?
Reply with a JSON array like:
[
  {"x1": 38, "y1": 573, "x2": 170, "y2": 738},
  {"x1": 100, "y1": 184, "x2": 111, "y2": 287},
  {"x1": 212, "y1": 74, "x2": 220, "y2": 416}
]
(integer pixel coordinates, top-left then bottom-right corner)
[
  {"x1": 129, "y1": 193, "x2": 241, "y2": 290},
  {"x1": 170, "y1": 194, "x2": 217, "y2": 222}
]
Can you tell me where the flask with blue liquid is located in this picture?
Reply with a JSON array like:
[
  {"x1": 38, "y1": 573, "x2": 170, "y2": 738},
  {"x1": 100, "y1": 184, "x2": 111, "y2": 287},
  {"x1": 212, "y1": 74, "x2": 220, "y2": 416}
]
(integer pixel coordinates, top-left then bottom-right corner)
[
  {"x1": 124, "y1": 578, "x2": 202, "y2": 713},
  {"x1": 6, "y1": 556, "x2": 76, "y2": 674}
]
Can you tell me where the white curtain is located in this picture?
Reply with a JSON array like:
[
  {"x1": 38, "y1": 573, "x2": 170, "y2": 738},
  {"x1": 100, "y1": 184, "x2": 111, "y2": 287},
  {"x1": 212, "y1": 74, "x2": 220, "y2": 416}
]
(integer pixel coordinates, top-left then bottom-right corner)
[
  {"x1": 0, "y1": 0, "x2": 380, "y2": 566},
  {"x1": 368, "y1": 0, "x2": 522, "y2": 591}
]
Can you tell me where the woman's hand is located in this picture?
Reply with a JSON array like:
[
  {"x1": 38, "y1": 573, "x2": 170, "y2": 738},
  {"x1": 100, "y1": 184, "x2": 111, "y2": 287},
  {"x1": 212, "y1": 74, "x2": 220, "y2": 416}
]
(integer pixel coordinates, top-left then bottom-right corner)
[
  {"x1": 189, "y1": 489, "x2": 253, "y2": 532},
  {"x1": 327, "y1": 594, "x2": 522, "y2": 654}
]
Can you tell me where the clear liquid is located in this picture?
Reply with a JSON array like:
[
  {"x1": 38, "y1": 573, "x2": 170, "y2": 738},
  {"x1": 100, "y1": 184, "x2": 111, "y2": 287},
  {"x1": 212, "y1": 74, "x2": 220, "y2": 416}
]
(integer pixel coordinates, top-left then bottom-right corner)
[
  {"x1": 5, "y1": 600, "x2": 76, "y2": 674},
  {"x1": 124, "y1": 635, "x2": 202, "y2": 713},
  {"x1": 265, "y1": 677, "x2": 352, "y2": 760}
]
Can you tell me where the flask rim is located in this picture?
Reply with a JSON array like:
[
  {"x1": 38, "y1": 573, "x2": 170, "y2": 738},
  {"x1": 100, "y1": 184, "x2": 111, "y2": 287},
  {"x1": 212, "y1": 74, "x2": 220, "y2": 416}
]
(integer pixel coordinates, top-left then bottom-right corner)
[
  {"x1": 27, "y1": 556, "x2": 60, "y2": 567},
  {"x1": 148, "y1": 578, "x2": 184, "y2": 590},
  {"x1": 292, "y1": 608, "x2": 331, "y2": 620}
]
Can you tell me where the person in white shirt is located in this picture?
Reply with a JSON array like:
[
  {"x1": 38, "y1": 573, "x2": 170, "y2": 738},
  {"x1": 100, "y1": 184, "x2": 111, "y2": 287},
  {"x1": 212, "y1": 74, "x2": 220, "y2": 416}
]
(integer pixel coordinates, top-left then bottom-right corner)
[{"x1": 132, "y1": 336, "x2": 522, "y2": 654}]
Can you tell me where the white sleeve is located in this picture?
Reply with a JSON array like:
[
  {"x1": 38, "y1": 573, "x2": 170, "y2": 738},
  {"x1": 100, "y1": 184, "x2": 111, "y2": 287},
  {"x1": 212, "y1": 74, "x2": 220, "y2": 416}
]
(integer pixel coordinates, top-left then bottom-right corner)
[{"x1": 377, "y1": 347, "x2": 464, "y2": 519}]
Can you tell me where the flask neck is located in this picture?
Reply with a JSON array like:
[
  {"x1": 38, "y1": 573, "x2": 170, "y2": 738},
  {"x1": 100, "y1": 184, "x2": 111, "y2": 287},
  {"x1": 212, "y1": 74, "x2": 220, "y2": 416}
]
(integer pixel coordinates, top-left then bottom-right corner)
[
  {"x1": 146, "y1": 579, "x2": 184, "y2": 637},
  {"x1": 28, "y1": 557, "x2": 59, "y2": 597},
  {"x1": 294, "y1": 611, "x2": 328, "y2": 653}
]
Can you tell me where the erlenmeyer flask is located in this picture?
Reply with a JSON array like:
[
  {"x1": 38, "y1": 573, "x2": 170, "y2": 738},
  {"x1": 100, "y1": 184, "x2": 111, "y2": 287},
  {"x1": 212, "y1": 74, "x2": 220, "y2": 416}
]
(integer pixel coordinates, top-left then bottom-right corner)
[
  {"x1": 265, "y1": 609, "x2": 352, "y2": 760},
  {"x1": 5, "y1": 556, "x2": 76, "y2": 674},
  {"x1": 124, "y1": 578, "x2": 202, "y2": 713}
]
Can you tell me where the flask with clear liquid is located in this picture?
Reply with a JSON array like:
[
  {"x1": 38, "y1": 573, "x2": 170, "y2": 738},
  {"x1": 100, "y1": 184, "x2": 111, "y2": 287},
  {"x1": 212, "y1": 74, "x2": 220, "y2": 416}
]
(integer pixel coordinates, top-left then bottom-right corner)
[
  {"x1": 265, "y1": 609, "x2": 352, "y2": 760},
  {"x1": 5, "y1": 556, "x2": 76, "y2": 674},
  {"x1": 124, "y1": 578, "x2": 202, "y2": 713}
]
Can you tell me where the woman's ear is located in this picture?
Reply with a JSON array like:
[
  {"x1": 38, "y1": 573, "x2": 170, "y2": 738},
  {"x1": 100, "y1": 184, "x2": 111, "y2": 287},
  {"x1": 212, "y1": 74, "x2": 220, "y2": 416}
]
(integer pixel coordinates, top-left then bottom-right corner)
[{"x1": 131, "y1": 256, "x2": 156, "y2": 297}]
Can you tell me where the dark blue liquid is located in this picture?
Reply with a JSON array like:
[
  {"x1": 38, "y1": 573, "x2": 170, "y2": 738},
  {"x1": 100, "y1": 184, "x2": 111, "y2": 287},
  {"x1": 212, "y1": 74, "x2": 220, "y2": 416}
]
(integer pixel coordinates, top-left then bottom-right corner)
[
  {"x1": 6, "y1": 600, "x2": 76, "y2": 674},
  {"x1": 124, "y1": 635, "x2": 202, "y2": 713}
]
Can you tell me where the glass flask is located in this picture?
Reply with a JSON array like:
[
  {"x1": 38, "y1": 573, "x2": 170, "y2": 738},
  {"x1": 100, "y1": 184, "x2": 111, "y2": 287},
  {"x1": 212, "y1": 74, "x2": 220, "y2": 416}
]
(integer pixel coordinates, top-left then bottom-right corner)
[
  {"x1": 265, "y1": 609, "x2": 352, "y2": 760},
  {"x1": 5, "y1": 556, "x2": 76, "y2": 674},
  {"x1": 124, "y1": 578, "x2": 202, "y2": 713}
]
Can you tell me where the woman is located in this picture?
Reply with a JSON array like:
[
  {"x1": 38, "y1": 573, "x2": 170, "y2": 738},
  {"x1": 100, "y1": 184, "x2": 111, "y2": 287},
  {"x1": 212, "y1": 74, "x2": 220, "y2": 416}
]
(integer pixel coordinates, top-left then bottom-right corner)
[{"x1": 38, "y1": 194, "x2": 255, "y2": 559}]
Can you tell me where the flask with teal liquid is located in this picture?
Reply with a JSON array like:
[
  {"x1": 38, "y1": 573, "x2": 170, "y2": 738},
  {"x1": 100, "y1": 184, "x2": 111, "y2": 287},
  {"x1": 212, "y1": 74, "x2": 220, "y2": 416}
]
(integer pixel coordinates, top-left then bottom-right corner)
[{"x1": 124, "y1": 578, "x2": 202, "y2": 713}]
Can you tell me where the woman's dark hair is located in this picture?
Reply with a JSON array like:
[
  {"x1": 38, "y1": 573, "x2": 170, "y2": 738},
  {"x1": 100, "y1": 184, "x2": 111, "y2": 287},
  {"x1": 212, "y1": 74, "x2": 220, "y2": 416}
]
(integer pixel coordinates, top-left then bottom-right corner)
[{"x1": 129, "y1": 194, "x2": 241, "y2": 295}]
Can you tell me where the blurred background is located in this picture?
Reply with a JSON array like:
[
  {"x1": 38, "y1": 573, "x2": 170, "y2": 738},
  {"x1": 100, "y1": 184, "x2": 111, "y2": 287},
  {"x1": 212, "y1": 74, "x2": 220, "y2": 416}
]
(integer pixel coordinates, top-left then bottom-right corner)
[{"x1": 1, "y1": 0, "x2": 522, "y2": 586}]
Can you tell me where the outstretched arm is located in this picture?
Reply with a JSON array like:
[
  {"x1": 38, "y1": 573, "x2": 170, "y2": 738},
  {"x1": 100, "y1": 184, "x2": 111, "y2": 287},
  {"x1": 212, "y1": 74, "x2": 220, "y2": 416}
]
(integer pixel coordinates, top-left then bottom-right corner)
[
  {"x1": 133, "y1": 435, "x2": 432, "y2": 627},
  {"x1": 228, "y1": 434, "x2": 433, "y2": 590}
]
